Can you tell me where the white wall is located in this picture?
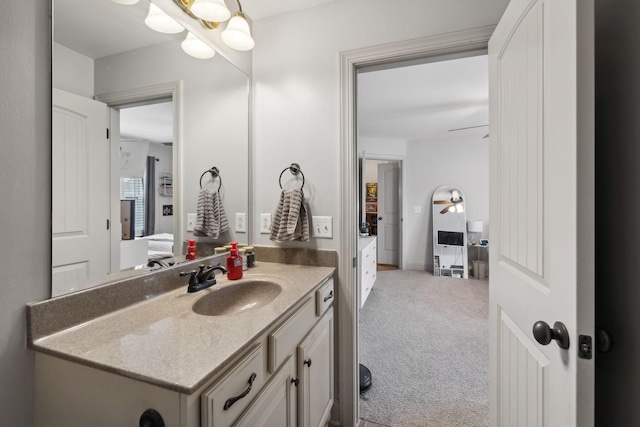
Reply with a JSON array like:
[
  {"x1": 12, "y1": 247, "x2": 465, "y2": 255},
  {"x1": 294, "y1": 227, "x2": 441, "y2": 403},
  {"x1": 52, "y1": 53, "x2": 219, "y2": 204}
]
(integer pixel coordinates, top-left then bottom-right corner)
[
  {"x1": 53, "y1": 43, "x2": 94, "y2": 98},
  {"x1": 251, "y1": 0, "x2": 509, "y2": 249},
  {"x1": 0, "y1": 1, "x2": 51, "y2": 424},
  {"x1": 405, "y1": 136, "x2": 489, "y2": 270},
  {"x1": 95, "y1": 39, "x2": 249, "y2": 245}
]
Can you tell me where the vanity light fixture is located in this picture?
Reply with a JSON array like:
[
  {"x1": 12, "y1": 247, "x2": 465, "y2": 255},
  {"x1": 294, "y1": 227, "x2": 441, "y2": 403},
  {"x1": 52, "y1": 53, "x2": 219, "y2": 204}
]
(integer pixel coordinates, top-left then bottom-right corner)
[
  {"x1": 145, "y1": 3, "x2": 185, "y2": 34},
  {"x1": 172, "y1": 0, "x2": 255, "y2": 51},
  {"x1": 181, "y1": 32, "x2": 216, "y2": 59}
]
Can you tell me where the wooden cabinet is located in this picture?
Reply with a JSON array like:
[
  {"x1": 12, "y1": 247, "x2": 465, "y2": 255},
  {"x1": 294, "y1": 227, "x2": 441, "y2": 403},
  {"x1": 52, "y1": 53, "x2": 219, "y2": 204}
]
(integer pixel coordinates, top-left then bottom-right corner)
[
  {"x1": 359, "y1": 237, "x2": 377, "y2": 308},
  {"x1": 298, "y1": 309, "x2": 334, "y2": 427},
  {"x1": 35, "y1": 277, "x2": 335, "y2": 427},
  {"x1": 234, "y1": 355, "x2": 297, "y2": 427}
]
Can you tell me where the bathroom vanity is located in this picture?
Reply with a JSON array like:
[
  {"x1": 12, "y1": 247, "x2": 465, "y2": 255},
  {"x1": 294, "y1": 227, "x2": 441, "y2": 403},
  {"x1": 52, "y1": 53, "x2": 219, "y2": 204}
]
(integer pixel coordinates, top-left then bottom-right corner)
[{"x1": 28, "y1": 260, "x2": 335, "y2": 427}]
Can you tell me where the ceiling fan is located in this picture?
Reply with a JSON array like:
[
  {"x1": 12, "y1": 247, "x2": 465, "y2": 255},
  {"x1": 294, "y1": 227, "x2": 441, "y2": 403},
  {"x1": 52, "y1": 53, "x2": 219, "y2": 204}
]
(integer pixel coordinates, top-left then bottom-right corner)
[
  {"x1": 448, "y1": 124, "x2": 489, "y2": 140},
  {"x1": 433, "y1": 190, "x2": 464, "y2": 214}
]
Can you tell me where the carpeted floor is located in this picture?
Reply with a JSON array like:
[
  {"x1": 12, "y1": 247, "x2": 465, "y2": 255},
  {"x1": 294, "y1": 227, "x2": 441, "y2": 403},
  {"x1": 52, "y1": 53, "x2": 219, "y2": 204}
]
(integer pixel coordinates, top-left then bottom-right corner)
[{"x1": 359, "y1": 270, "x2": 489, "y2": 427}]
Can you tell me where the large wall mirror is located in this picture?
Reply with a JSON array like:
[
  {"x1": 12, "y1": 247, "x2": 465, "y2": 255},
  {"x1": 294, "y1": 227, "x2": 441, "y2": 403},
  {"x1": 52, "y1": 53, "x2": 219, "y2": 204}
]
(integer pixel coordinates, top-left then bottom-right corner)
[{"x1": 52, "y1": 0, "x2": 250, "y2": 297}]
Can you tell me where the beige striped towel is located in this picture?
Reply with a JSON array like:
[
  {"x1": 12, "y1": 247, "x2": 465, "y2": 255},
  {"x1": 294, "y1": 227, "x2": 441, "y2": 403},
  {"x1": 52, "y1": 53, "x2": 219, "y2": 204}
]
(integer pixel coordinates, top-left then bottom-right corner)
[
  {"x1": 270, "y1": 188, "x2": 309, "y2": 242},
  {"x1": 193, "y1": 189, "x2": 230, "y2": 239}
]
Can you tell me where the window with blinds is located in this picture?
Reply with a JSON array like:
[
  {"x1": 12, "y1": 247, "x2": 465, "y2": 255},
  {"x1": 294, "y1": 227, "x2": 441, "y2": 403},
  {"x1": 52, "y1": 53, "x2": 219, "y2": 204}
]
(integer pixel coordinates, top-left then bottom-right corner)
[{"x1": 121, "y1": 177, "x2": 145, "y2": 236}]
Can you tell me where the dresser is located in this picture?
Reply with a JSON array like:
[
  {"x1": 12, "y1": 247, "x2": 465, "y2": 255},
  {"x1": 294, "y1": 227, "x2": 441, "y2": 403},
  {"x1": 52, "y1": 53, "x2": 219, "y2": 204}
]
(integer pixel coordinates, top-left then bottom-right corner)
[{"x1": 358, "y1": 236, "x2": 377, "y2": 308}]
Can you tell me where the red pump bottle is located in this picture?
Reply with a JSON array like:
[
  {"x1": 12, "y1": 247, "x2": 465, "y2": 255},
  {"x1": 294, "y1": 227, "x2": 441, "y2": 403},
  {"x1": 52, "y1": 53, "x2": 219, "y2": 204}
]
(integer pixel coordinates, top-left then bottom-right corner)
[
  {"x1": 226, "y1": 242, "x2": 243, "y2": 280},
  {"x1": 186, "y1": 239, "x2": 197, "y2": 260}
]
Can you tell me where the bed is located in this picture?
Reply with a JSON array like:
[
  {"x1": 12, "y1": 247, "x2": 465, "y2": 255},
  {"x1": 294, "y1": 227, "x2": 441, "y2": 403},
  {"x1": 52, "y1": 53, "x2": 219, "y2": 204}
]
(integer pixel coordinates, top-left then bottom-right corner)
[{"x1": 138, "y1": 233, "x2": 174, "y2": 260}]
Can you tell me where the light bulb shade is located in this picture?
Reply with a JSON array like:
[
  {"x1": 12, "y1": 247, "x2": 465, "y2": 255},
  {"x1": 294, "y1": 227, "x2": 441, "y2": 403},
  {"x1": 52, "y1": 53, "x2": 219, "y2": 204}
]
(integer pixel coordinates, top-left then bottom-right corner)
[
  {"x1": 110, "y1": 0, "x2": 140, "y2": 4},
  {"x1": 221, "y1": 13, "x2": 255, "y2": 51},
  {"x1": 456, "y1": 204, "x2": 464, "y2": 213},
  {"x1": 451, "y1": 190, "x2": 460, "y2": 201},
  {"x1": 181, "y1": 32, "x2": 216, "y2": 59},
  {"x1": 191, "y1": 0, "x2": 231, "y2": 22},
  {"x1": 145, "y1": 3, "x2": 184, "y2": 34},
  {"x1": 467, "y1": 220, "x2": 483, "y2": 233}
]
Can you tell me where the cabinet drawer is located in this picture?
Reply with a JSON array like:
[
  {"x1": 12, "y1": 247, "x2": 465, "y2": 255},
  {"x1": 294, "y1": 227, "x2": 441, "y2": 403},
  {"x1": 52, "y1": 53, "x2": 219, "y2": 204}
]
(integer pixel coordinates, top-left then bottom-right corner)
[
  {"x1": 269, "y1": 297, "x2": 315, "y2": 373},
  {"x1": 316, "y1": 278, "x2": 334, "y2": 316},
  {"x1": 201, "y1": 344, "x2": 265, "y2": 427}
]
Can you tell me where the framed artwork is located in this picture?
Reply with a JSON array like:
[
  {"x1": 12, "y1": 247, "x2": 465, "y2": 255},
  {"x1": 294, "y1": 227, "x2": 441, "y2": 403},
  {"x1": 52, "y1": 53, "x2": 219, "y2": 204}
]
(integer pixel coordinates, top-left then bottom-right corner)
[
  {"x1": 366, "y1": 203, "x2": 377, "y2": 213},
  {"x1": 366, "y1": 182, "x2": 377, "y2": 201}
]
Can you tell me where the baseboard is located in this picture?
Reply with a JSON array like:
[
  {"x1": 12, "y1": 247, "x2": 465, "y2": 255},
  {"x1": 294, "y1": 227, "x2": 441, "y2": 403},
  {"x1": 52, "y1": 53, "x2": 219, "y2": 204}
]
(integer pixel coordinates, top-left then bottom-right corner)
[{"x1": 404, "y1": 262, "x2": 427, "y2": 271}]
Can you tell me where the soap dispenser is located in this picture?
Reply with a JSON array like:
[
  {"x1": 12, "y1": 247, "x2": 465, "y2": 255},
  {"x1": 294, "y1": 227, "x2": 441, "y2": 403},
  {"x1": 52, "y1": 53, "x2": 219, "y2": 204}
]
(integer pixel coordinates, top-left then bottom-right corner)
[
  {"x1": 186, "y1": 239, "x2": 197, "y2": 260},
  {"x1": 226, "y1": 242, "x2": 243, "y2": 280}
]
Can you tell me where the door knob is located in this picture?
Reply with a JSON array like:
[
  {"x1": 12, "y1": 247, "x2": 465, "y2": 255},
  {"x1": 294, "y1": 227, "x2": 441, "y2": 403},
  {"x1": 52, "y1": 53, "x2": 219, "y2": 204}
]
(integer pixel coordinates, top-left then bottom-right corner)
[
  {"x1": 532, "y1": 320, "x2": 570, "y2": 349},
  {"x1": 378, "y1": 216, "x2": 382, "y2": 221}
]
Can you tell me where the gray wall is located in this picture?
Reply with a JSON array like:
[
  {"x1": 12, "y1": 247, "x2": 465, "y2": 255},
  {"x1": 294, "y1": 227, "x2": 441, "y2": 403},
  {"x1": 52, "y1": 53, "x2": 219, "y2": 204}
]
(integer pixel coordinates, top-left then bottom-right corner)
[
  {"x1": 0, "y1": 1, "x2": 51, "y2": 425},
  {"x1": 595, "y1": 0, "x2": 640, "y2": 424}
]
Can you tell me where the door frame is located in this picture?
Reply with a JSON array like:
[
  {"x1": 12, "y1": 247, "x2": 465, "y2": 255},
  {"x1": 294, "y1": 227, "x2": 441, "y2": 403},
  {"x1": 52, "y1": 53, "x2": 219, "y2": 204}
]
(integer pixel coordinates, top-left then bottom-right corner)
[
  {"x1": 95, "y1": 81, "x2": 183, "y2": 264},
  {"x1": 363, "y1": 155, "x2": 404, "y2": 268},
  {"x1": 338, "y1": 26, "x2": 494, "y2": 425}
]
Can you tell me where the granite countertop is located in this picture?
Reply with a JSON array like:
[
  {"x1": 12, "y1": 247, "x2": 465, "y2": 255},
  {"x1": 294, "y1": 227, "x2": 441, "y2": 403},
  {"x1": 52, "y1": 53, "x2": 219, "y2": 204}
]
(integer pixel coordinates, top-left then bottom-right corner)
[{"x1": 28, "y1": 262, "x2": 334, "y2": 395}]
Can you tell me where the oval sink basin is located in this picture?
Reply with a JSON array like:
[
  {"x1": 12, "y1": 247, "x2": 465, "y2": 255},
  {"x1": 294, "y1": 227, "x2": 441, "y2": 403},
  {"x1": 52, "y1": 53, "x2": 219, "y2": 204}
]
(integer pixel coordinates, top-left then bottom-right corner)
[{"x1": 192, "y1": 279, "x2": 282, "y2": 316}]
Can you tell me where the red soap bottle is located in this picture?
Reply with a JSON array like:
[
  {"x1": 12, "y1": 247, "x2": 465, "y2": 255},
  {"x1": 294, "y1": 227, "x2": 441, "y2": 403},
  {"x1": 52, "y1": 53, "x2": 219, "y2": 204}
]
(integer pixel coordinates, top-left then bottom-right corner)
[
  {"x1": 226, "y1": 242, "x2": 243, "y2": 280},
  {"x1": 186, "y1": 239, "x2": 197, "y2": 260}
]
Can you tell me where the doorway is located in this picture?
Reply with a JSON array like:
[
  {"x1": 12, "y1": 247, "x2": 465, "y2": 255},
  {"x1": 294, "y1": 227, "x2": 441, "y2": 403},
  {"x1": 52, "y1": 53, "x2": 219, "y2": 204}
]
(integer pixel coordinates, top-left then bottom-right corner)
[{"x1": 355, "y1": 50, "x2": 490, "y2": 425}]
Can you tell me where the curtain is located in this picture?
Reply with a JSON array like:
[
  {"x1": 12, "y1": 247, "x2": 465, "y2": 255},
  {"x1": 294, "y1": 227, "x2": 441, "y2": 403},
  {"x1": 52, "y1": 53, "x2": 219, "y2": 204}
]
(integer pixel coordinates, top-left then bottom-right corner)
[{"x1": 144, "y1": 156, "x2": 156, "y2": 236}]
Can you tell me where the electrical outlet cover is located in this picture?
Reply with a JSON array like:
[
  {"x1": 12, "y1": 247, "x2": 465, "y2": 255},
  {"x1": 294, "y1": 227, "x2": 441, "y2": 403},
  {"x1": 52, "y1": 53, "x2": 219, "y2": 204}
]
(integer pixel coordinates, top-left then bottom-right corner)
[
  {"x1": 235, "y1": 213, "x2": 246, "y2": 233},
  {"x1": 260, "y1": 213, "x2": 272, "y2": 234},
  {"x1": 187, "y1": 213, "x2": 196, "y2": 232}
]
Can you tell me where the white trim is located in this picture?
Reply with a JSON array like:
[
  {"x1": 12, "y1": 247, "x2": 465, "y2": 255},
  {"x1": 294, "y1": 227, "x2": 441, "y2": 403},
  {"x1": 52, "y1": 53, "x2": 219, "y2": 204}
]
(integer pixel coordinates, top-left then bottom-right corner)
[
  {"x1": 96, "y1": 81, "x2": 183, "y2": 256},
  {"x1": 339, "y1": 26, "x2": 494, "y2": 427}
]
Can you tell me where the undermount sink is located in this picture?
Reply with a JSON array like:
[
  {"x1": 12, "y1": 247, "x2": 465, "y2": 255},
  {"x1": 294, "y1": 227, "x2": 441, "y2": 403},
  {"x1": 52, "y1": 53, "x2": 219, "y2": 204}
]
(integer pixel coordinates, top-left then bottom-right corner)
[{"x1": 192, "y1": 279, "x2": 282, "y2": 316}]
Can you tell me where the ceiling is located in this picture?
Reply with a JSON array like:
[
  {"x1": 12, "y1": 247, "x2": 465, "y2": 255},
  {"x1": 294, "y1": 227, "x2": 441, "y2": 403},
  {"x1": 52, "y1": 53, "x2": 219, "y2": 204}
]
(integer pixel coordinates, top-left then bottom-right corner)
[
  {"x1": 357, "y1": 54, "x2": 489, "y2": 143},
  {"x1": 120, "y1": 101, "x2": 174, "y2": 144}
]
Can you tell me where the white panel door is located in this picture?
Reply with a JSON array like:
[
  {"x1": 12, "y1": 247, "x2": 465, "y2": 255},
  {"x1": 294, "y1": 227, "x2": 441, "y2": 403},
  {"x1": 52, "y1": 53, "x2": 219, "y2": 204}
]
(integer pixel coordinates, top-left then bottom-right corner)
[
  {"x1": 377, "y1": 162, "x2": 399, "y2": 265},
  {"x1": 52, "y1": 89, "x2": 111, "y2": 296},
  {"x1": 489, "y1": 0, "x2": 594, "y2": 426}
]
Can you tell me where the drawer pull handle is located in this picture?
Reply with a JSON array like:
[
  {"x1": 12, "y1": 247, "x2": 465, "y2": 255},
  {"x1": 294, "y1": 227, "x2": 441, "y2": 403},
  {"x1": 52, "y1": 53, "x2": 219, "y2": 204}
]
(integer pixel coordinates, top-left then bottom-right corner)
[
  {"x1": 304, "y1": 358, "x2": 312, "y2": 367},
  {"x1": 323, "y1": 291, "x2": 334, "y2": 303},
  {"x1": 223, "y1": 372, "x2": 257, "y2": 410}
]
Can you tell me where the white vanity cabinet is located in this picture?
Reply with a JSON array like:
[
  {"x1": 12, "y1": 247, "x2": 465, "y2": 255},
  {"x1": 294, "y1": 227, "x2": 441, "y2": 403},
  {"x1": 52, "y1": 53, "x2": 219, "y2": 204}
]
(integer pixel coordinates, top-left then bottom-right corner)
[
  {"x1": 359, "y1": 236, "x2": 377, "y2": 308},
  {"x1": 34, "y1": 275, "x2": 335, "y2": 427},
  {"x1": 202, "y1": 279, "x2": 334, "y2": 427}
]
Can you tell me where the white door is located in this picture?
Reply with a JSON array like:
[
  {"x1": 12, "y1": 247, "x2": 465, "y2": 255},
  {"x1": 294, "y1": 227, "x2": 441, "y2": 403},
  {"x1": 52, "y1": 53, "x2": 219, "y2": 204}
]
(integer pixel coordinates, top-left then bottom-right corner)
[
  {"x1": 489, "y1": 0, "x2": 594, "y2": 425},
  {"x1": 377, "y1": 162, "x2": 399, "y2": 265},
  {"x1": 52, "y1": 89, "x2": 111, "y2": 296}
]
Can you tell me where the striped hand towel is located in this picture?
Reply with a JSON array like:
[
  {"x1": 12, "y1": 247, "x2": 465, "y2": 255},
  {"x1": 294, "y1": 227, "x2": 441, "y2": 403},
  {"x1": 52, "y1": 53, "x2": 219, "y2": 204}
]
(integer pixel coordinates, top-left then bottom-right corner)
[
  {"x1": 193, "y1": 189, "x2": 230, "y2": 239},
  {"x1": 270, "y1": 188, "x2": 309, "y2": 242}
]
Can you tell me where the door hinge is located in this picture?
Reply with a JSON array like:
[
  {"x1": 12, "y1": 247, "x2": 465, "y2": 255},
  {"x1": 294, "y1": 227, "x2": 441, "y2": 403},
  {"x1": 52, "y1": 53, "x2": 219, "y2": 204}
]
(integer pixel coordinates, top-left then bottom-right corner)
[
  {"x1": 353, "y1": 257, "x2": 357, "y2": 268},
  {"x1": 578, "y1": 335, "x2": 592, "y2": 359},
  {"x1": 107, "y1": 219, "x2": 110, "y2": 230},
  {"x1": 106, "y1": 128, "x2": 110, "y2": 139}
]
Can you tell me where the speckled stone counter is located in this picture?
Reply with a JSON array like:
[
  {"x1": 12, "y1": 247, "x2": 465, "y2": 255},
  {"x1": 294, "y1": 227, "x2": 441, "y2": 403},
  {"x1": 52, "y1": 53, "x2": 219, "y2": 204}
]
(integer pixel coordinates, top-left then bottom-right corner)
[{"x1": 27, "y1": 262, "x2": 334, "y2": 394}]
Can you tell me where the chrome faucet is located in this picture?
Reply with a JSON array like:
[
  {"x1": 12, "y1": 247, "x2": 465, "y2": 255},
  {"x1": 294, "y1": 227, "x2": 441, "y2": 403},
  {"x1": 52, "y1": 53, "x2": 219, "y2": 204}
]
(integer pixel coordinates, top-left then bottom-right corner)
[{"x1": 180, "y1": 264, "x2": 228, "y2": 293}]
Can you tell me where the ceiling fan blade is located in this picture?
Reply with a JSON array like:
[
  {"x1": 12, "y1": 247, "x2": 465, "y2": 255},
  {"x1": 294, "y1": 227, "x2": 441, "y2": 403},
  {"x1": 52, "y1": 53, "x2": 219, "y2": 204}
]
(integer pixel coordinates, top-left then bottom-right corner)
[
  {"x1": 448, "y1": 124, "x2": 489, "y2": 132},
  {"x1": 440, "y1": 205, "x2": 452, "y2": 214},
  {"x1": 433, "y1": 200, "x2": 450, "y2": 204}
]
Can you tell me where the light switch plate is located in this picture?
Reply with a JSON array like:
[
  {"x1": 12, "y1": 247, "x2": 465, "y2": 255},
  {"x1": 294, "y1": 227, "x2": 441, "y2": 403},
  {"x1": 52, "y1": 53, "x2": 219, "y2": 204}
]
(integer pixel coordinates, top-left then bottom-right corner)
[
  {"x1": 187, "y1": 213, "x2": 196, "y2": 232},
  {"x1": 260, "y1": 213, "x2": 272, "y2": 234},
  {"x1": 414, "y1": 206, "x2": 422, "y2": 213},
  {"x1": 311, "y1": 216, "x2": 333, "y2": 238},
  {"x1": 235, "y1": 213, "x2": 246, "y2": 233}
]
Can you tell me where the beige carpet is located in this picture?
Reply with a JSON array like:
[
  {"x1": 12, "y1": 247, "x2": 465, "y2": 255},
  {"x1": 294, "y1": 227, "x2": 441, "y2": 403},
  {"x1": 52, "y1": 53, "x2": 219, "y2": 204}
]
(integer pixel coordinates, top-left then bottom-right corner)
[{"x1": 359, "y1": 270, "x2": 489, "y2": 427}]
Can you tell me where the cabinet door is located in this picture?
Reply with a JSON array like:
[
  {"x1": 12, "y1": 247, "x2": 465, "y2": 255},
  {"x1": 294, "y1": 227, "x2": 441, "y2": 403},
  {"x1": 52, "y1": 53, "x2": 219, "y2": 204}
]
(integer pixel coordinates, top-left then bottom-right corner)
[
  {"x1": 233, "y1": 355, "x2": 297, "y2": 427},
  {"x1": 297, "y1": 308, "x2": 334, "y2": 427}
]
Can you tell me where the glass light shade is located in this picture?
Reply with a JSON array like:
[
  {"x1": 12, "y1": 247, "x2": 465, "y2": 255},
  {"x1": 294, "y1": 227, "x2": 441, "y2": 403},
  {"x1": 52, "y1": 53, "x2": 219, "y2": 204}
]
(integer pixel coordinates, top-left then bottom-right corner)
[
  {"x1": 448, "y1": 206, "x2": 456, "y2": 213},
  {"x1": 181, "y1": 32, "x2": 216, "y2": 59},
  {"x1": 456, "y1": 204, "x2": 464, "y2": 213},
  {"x1": 145, "y1": 3, "x2": 184, "y2": 34},
  {"x1": 221, "y1": 14, "x2": 255, "y2": 51},
  {"x1": 191, "y1": 0, "x2": 231, "y2": 22}
]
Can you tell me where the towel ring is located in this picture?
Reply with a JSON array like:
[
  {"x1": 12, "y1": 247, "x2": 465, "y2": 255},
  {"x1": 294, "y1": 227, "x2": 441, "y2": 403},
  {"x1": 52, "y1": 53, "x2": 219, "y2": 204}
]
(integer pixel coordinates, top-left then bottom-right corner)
[
  {"x1": 279, "y1": 163, "x2": 305, "y2": 189},
  {"x1": 200, "y1": 167, "x2": 222, "y2": 192}
]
